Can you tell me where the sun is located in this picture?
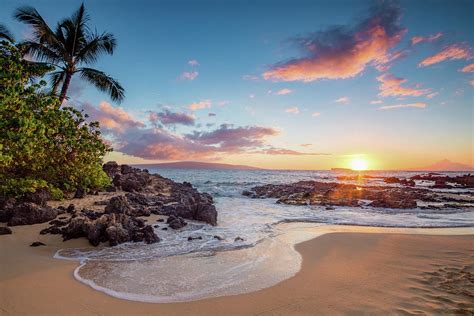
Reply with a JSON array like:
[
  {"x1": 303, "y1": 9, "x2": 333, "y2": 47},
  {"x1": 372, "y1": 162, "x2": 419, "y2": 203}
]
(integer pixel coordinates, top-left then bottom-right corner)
[{"x1": 350, "y1": 157, "x2": 369, "y2": 171}]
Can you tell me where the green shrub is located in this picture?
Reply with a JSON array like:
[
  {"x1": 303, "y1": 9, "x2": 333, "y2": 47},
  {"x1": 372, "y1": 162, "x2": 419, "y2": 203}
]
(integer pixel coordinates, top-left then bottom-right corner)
[{"x1": 0, "y1": 42, "x2": 111, "y2": 199}]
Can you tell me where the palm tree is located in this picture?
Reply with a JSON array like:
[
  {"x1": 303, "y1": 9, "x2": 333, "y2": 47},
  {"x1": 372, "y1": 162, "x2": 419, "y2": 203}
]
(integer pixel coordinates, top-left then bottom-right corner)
[
  {"x1": 0, "y1": 24, "x2": 15, "y2": 42},
  {"x1": 14, "y1": 4, "x2": 124, "y2": 104}
]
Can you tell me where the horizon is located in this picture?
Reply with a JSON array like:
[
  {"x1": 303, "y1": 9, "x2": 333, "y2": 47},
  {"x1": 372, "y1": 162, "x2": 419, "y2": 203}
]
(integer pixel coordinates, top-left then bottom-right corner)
[{"x1": 1, "y1": 0, "x2": 473, "y2": 170}]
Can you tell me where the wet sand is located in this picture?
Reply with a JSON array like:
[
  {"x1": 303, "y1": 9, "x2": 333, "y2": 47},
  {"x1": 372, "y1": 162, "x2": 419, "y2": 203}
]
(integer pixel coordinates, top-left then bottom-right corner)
[{"x1": 0, "y1": 223, "x2": 473, "y2": 315}]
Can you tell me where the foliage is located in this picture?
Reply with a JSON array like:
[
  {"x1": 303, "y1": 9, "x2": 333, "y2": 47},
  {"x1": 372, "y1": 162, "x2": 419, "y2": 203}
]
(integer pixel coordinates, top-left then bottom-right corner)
[{"x1": 0, "y1": 42, "x2": 111, "y2": 198}]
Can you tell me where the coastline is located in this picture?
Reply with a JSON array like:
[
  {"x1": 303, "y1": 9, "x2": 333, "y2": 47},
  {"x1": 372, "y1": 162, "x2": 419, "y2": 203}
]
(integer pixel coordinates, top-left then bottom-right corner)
[{"x1": 1, "y1": 223, "x2": 473, "y2": 315}]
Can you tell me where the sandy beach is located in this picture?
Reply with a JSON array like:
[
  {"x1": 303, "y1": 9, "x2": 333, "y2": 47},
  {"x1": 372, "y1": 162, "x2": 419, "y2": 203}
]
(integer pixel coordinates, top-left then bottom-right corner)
[{"x1": 1, "y1": 222, "x2": 473, "y2": 315}]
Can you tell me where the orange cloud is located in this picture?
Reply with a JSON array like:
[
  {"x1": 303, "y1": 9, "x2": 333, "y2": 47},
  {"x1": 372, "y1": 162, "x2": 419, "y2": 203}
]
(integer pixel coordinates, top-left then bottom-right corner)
[
  {"x1": 377, "y1": 74, "x2": 431, "y2": 97},
  {"x1": 418, "y1": 44, "x2": 472, "y2": 67},
  {"x1": 312, "y1": 112, "x2": 321, "y2": 117},
  {"x1": 285, "y1": 107, "x2": 300, "y2": 114},
  {"x1": 460, "y1": 63, "x2": 474, "y2": 73},
  {"x1": 379, "y1": 102, "x2": 427, "y2": 110},
  {"x1": 262, "y1": 2, "x2": 404, "y2": 82},
  {"x1": 276, "y1": 88, "x2": 293, "y2": 95},
  {"x1": 411, "y1": 32, "x2": 443, "y2": 45},
  {"x1": 188, "y1": 100, "x2": 212, "y2": 110}
]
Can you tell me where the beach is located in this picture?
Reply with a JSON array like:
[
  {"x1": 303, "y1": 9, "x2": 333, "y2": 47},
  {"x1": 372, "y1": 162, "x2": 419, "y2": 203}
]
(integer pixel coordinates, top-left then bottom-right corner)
[{"x1": 1, "y1": 222, "x2": 473, "y2": 315}]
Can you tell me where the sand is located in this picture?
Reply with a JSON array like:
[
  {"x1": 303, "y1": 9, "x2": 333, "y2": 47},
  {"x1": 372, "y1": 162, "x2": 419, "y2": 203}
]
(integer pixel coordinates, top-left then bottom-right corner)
[{"x1": 1, "y1": 223, "x2": 473, "y2": 315}]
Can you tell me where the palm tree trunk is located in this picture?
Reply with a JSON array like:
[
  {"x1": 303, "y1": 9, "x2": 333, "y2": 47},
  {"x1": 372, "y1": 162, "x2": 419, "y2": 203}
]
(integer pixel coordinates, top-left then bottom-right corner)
[{"x1": 58, "y1": 72, "x2": 73, "y2": 105}]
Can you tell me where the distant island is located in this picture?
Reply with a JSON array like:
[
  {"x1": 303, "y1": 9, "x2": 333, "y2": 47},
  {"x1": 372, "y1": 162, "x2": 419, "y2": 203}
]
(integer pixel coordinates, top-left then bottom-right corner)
[
  {"x1": 133, "y1": 161, "x2": 262, "y2": 170},
  {"x1": 410, "y1": 159, "x2": 474, "y2": 172}
]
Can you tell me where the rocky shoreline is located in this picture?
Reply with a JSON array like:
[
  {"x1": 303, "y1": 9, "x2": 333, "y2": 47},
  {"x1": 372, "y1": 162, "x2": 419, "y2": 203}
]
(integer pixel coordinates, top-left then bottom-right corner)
[
  {"x1": 0, "y1": 162, "x2": 217, "y2": 246},
  {"x1": 243, "y1": 174, "x2": 474, "y2": 209}
]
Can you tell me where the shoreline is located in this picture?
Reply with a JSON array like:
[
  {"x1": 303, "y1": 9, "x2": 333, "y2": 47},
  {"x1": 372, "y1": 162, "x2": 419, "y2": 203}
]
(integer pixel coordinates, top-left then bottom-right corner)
[{"x1": 1, "y1": 222, "x2": 473, "y2": 315}]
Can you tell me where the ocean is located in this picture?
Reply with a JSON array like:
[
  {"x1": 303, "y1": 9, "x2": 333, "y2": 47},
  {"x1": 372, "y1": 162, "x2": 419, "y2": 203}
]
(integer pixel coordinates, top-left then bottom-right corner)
[{"x1": 55, "y1": 169, "x2": 474, "y2": 303}]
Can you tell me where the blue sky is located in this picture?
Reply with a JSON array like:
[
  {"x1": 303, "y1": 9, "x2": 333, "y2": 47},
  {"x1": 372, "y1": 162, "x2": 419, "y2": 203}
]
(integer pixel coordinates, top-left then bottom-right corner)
[{"x1": 1, "y1": 0, "x2": 473, "y2": 169}]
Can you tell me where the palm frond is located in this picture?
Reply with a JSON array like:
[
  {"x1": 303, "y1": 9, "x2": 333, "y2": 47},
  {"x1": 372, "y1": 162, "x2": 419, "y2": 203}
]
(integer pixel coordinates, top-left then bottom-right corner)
[
  {"x1": 14, "y1": 6, "x2": 59, "y2": 47},
  {"x1": 79, "y1": 67, "x2": 124, "y2": 103},
  {"x1": 19, "y1": 40, "x2": 62, "y2": 64},
  {"x1": 75, "y1": 32, "x2": 116, "y2": 64},
  {"x1": 48, "y1": 70, "x2": 66, "y2": 94},
  {"x1": 0, "y1": 23, "x2": 15, "y2": 42}
]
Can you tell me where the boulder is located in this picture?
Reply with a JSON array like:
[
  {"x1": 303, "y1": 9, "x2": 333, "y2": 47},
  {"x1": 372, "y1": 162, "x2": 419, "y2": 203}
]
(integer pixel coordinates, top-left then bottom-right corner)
[
  {"x1": 0, "y1": 227, "x2": 12, "y2": 235},
  {"x1": 74, "y1": 188, "x2": 86, "y2": 199},
  {"x1": 105, "y1": 196, "x2": 132, "y2": 215},
  {"x1": 167, "y1": 215, "x2": 187, "y2": 229},
  {"x1": 103, "y1": 161, "x2": 121, "y2": 178},
  {"x1": 21, "y1": 188, "x2": 51, "y2": 206},
  {"x1": 8, "y1": 203, "x2": 58, "y2": 226},
  {"x1": 142, "y1": 225, "x2": 160, "y2": 244}
]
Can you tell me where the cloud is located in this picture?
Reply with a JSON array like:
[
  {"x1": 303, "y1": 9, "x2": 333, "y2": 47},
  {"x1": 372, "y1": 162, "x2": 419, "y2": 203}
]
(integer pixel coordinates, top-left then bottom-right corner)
[
  {"x1": 460, "y1": 63, "x2": 474, "y2": 73},
  {"x1": 470, "y1": 80, "x2": 474, "y2": 86},
  {"x1": 276, "y1": 88, "x2": 293, "y2": 95},
  {"x1": 300, "y1": 143, "x2": 312, "y2": 147},
  {"x1": 262, "y1": 1, "x2": 404, "y2": 82},
  {"x1": 285, "y1": 107, "x2": 300, "y2": 114},
  {"x1": 84, "y1": 103, "x2": 290, "y2": 160},
  {"x1": 377, "y1": 73, "x2": 431, "y2": 97},
  {"x1": 82, "y1": 101, "x2": 145, "y2": 133},
  {"x1": 256, "y1": 148, "x2": 329, "y2": 155},
  {"x1": 379, "y1": 102, "x2": 427, "y2": 110},
  {"x1": 188, "y1": 60, "x2": 199, "y2": 66},
  {"x1": 217, "y1": 100, "x2": 229, "y2": 106},
  {"x1": 411, "y1": 32, "x2": 443, "y2": 45},
  {"x1": 180, "y1": 71, "x2": 199, "y2": 81},
  {"x1": 249, "y1": 94, "x2": 255, "y2": 99},
  {"x1": 149, "y1": 109, "x2": 195, "y2": 126},
  {"x1": 418, "y1": 44, "x2": 472, "y2": 67},
  {"x1": 188, "y1": 100, "x2": 212, "y2": 110},
  {"x1": 370, "y1": 100, "x2": 383, "y2": 104},
  {"x1": 186, "y1": 124, "x2": 279, "y2": 151},
  {"x1": 312, "y1": 112, "x2": 321, "y2": 117},
  {"x1": 242, "y1": 75, "x2": 259, "y2": 81},
  {"x1": 335, "y1": 96, "x2": 350, "y2": 104},
  {"x1": 426, "y1": 92, "x2": 439, "y2": 99},
  {"x1": 208, "y1": 113, "x2": 216, "y2": 117}
]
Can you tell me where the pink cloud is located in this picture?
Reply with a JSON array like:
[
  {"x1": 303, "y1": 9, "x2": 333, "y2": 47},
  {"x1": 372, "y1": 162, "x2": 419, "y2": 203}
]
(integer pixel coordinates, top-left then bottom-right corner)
[
  {"x1": 379, "y1": 102, "x2": 427, "y2": 110},
  {"x1": 276, "y1": 88, "x2": 293, "y2": 95},
  {"x1": 411, "y1": 32, "x2": 443, "y2": 45},
  {"x1": 149, "y1": 109, "x2": 195, "y2": 126},
  {"x1": 180, "y1": 71, "x2": 199, "y2": 81},
  {"x1": 82, "y1": 101, "x2": 145, "y2": 133},
  {"x1": 257, "y1": 148, "x2": 329, "y2": 155},
  {"x1": 418, "y1": 44, "x2": 472, "y2": 67},
  {"x1": 460, "y1": 63, "x2": 474, "y2": 73},
  {"x1": 300, "y1": 143, "x2": 312, "y2": 147},
  {"x1": 188, "y1": 100, "x2": 212, "y2": 110},
  {"x1": 312, "y1": 112, "x2": 321, "y2": 117},
  {"x1": 285, "y1": 107, "x2": 300, "y2": 114},
  {"x1": 377, "y1": 74, "x2": 431, "y2": 97},
  {"x1": 335, "y1": 96, "x2": 350, "y2": 104},
  {"x1": 262, "y1": 2, "x2": 404, "y2": 82}
]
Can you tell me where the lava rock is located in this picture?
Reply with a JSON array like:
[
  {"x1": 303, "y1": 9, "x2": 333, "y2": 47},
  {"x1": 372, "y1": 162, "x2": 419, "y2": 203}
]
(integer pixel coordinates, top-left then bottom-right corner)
[
  {"x1": 74, "y1": 188, "x2": 86, "y2": 199},
  {"x1": 0, "y1": 227, "x2": 12, "y2": 235},
  {"x1": 166, "y1": 215, "x2": 187, "y2": 229},
  {"x1": 8, "y1": 203, "x2": 58, "y2": 226},
  {"x1": 30, "y1": 241, "x2": 46, "y2": 247}
]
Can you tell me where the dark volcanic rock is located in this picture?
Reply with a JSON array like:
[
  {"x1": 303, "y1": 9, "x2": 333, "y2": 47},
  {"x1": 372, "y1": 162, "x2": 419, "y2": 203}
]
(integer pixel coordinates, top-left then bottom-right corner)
[
  {"x1": 61, "y1": 212, "x2": 157, "y2": 247},
  {"x1": 103, "y1": 161, "x2": 121, "y2": 178},
  {"x1": 167, "y1": 215, "x2": 187, "y2": 229},
  {"x1": 0, "y1": 227, "x2": 12, "y2": 235},
  {"x1": 105, "y1": 196, "x2": 132, "y2": 215},
  {"x1": 21, "y1": 188, "x2": 51, "y2": 206},
  {"x1": 30, "y1": 241, "x2": 46, "y2": 247},
  {"x1": 8, "y1": 203, "x2": 58, "y2": 226},
  {"x1": 74, "y1": 188, "x2": 86, "y2": 199}
]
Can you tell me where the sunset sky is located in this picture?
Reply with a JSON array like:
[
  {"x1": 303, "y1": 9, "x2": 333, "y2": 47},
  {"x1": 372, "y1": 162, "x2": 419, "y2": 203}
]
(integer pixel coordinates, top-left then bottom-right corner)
[{"x1": 2, "y1": 0, "x2": 473, "y2": 170}]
